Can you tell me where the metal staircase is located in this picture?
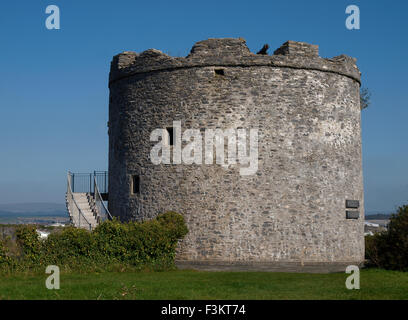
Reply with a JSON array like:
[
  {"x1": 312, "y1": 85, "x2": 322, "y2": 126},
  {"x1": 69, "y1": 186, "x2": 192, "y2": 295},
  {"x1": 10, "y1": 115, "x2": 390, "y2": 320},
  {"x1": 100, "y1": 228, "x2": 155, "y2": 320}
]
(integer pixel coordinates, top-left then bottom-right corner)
[{"x1": 66, "y1": 171, "x2": 112, "y2": 230}]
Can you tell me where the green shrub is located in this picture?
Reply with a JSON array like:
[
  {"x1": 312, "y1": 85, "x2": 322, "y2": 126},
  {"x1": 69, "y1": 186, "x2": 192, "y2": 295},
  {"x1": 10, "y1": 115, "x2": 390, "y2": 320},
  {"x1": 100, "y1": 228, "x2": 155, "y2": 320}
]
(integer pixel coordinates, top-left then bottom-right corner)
[
  {"x1": 91, "y1": 212, "x2": 188, "y2": 269},
  {"x1": 15, "y1": 225, "x2": 43, "y2": 265},
  {"x1": 365, "y1": 205, "x2": 408, "y2": 271},
  {"x1": 157, "y1": 211, "x2": 189, "y2": 239},
  {"x1": 365, "y1": 233, "x2": 386, "y2": 268},
  {"x1": 0, "y1": 240, "x2": 12, "y2": 266},
  {"x1": 45, "y1": 227, "x2": 95, "y2": 267},
  {"x1": 2, "y1": 211, "x2": 188, "y2": 273}
]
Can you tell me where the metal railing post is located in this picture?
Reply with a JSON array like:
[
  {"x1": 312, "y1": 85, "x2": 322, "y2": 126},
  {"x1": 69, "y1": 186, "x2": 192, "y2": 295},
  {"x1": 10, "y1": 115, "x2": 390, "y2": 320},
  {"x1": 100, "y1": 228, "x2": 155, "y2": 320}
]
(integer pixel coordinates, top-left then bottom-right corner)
[
  {"x1": 104, "y1": 171, "x2": 107, "y2": 193},
  {"x1": 93, "y1": 175, "x2": 113, "y2": 221}
]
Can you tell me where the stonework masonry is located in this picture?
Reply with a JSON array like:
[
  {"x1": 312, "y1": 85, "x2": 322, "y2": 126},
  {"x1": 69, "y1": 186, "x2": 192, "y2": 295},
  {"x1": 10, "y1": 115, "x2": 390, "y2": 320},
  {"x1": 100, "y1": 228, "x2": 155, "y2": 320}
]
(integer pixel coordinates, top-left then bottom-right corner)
[{"x1": 108, "y1": 38, "x2": 364, "y2": 272}]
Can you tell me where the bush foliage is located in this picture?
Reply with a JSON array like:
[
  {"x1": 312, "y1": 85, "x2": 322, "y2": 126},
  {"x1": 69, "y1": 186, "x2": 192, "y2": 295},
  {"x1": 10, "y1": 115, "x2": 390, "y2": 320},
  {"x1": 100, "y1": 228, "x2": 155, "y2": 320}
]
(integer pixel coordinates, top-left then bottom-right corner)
[
  {"x1": 365, "y1": 205, "x2": 408, "y2": 271},
  {"x1": 0, "y1": 241, "x2": 12, "y2": 266},
  {"x1": 0, "y1": 211, "x2": 188, "y2": 273}
]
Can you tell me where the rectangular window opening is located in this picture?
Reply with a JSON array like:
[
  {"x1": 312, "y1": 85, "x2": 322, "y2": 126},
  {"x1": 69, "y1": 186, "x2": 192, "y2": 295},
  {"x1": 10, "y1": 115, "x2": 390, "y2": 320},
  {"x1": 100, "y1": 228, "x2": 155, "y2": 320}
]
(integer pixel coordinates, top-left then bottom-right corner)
[
  {"x1": 132, "y1": 175, "x2": 140, "y2": 194},
  {"x1": 166, "y1": 127, "x2": 174, "y2": 146},
  {"x1": 214, "y1": 69, "x2": 225, "y2": 76}
]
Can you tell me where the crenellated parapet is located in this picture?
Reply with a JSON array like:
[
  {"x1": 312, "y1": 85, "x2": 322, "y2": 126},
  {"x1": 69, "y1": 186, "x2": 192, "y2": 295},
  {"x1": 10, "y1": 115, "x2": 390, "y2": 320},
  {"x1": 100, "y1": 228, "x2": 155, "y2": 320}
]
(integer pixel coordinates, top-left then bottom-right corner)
[{"x1": 109, "y1": 38, "x2": 361, "y2": 86}]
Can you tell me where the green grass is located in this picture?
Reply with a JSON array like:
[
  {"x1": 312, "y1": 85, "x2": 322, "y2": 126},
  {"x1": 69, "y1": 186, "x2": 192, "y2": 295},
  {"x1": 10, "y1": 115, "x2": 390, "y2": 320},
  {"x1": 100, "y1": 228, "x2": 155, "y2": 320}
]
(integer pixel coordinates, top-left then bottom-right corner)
[{"x1": 0, "y1": 268, "x2": 407, "y2": 300}]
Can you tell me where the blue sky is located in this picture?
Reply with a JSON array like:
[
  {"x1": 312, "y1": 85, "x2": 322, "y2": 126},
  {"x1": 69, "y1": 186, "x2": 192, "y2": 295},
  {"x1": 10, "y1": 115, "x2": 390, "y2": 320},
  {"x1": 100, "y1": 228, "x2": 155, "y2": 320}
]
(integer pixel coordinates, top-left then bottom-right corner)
[{"x1": 0, "y1": 0, "x2": 407, "y2": 213}]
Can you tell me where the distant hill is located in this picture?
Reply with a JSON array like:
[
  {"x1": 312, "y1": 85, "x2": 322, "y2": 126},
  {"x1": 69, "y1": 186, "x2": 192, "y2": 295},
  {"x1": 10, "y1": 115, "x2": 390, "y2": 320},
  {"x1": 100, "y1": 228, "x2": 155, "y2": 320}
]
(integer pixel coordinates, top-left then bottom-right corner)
[
  {"x1": 365, "y1": 213, "x2": 392, "y2": 220},
  {"x1": 0, "y1": 203, "x2": 67, "y2": 217}
]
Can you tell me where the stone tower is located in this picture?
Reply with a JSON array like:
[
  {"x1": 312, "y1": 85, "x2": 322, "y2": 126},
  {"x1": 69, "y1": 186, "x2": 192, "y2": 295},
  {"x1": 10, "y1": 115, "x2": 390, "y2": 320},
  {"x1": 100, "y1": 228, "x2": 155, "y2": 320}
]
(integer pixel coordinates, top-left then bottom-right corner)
[{"x1": 108, "y1": 38, "x2": 364, "y2": 272}]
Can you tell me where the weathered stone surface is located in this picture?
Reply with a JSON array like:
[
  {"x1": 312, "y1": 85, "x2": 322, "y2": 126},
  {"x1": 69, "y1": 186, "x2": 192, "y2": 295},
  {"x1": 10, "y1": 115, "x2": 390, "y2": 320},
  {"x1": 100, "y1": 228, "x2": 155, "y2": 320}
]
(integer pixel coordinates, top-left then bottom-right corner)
[
  {"x1": 176, "y1": 260, "x2": 365, "y2": 273},
  {"x1": 0, "y1": 226, "x2": 17, "y2": 241},
  {"x1": 273, "y1": 40, "x2": 319, "y2": 57},
  {"x1": 109, "y1": 38, "x2": 361, "y2": 86},
  {"x1": 108, "y1": 38, "x2": 364, "y2": 272}
]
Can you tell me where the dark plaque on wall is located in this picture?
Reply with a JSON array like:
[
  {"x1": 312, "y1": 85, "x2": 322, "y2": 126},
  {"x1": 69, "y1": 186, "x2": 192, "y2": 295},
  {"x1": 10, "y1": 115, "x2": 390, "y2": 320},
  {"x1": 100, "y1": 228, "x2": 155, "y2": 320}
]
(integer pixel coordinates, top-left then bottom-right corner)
[
  {"x1": 346, "y1": 200, "x2": 360, "y2": 209},
  {"x1": 346, "y1": 211, "x2": 360, "y2": 219}
]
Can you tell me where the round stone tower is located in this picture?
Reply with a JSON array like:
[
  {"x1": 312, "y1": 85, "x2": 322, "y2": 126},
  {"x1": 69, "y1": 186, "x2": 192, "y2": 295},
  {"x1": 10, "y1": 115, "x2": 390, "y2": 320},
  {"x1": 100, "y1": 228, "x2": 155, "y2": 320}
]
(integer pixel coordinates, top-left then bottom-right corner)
[{"x1": 108, "y1": 38, "x2": 364, "y2": 272}]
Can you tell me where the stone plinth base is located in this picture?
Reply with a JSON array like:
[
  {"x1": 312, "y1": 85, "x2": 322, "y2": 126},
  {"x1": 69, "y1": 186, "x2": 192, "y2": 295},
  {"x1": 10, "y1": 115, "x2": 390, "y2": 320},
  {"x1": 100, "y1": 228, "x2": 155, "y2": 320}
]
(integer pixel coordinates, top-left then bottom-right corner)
[{"x1": 175, "y1": 260, "x2": 364, "y2": 273}]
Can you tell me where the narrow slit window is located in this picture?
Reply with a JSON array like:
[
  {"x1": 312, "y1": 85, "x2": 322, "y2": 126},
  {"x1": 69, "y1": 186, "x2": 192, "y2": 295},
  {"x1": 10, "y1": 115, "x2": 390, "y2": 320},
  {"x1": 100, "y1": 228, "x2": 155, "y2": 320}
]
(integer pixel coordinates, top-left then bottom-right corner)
[
  {"x1": 166, "y1": 127, "x2": 174, "y2": 146},
  {"x1": 214, "y1": 69, "x2": 225, "y2": 76},
  {"x1": 132, "y1": 175, "x2": 140, "y2": 194}
]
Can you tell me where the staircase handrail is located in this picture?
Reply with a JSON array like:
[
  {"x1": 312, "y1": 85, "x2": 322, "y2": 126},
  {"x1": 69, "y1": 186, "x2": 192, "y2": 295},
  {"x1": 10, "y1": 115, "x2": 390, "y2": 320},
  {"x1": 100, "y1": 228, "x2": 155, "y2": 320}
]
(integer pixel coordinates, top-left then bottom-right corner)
[
  {"x1": 94, "y1": 176, "x2": 113, "y2": 221},
  {"x1": 67, "y1": 172, "x2": 92, "y2": 231}
]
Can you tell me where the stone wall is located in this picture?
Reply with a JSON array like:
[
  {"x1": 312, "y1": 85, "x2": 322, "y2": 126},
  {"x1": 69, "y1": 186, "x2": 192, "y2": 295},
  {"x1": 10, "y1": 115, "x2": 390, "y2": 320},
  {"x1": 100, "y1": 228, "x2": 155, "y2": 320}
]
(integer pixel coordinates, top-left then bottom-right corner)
[
  {"x1": 108, "y1": 38, "x2": 364, "y2": 272},
  {"x1": 0, "y1": 225, "x2": 17, "y2": 241}
]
